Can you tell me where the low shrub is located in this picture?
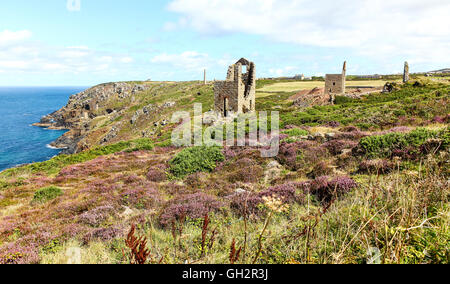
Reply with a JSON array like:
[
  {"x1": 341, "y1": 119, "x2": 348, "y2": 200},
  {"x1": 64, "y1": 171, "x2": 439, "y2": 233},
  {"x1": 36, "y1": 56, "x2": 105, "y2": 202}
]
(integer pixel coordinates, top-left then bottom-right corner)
[
  {"x1": 308, "y1": 161, "x2": 334, "y2": 179},
  {"x1": 227, "y1": 166, "x2": 264, "y2": 184},
  {"x1": 185, "y1": 172, "x2": 208, "y2": 188},
  {"x1": 32, "y1": 186, "x2": 63, "y2": 203},
  {"x1": 83, "y1": 227, "x2": 122, "y2": 244},
  {"x1": 121, "y1": 186, "x2": 160, "y2": 209},
  {"x1": 78, "y1": 206, "x2": 116, "y2": 227},
  {"x1": 323, "y1": 140, "x2": 358, "y2": 155},
  {"x1": 0, "y1": 243, "x2": 40, "y2": 264},
  {"x1": 169, "y1": 146, "x2": 225, "y2": 178},
  {"x1": 230, "y1": 182, "x2": 306, "y2": 217},
  {"x1": 159, "y1": 192, "x2": 223, "y2": 226},
  {"x1": 146, "y1": 167, "x2": 167, "y2": 182},
  {"x1": 358, "y1": 128, "x2": 446, "y2": 158},
  {"x1": 277, "y1": 141, "x2": 314, "y2": 170},
  {"x1": 310, "y1": 176, "x2": 357, "y2": 203}
]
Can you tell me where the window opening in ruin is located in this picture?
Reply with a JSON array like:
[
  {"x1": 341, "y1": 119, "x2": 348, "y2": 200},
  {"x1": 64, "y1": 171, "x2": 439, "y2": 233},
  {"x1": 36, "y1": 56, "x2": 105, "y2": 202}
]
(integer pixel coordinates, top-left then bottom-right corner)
[{"x1": 224, "y1": 98, "x2": 228, "y2": 117}]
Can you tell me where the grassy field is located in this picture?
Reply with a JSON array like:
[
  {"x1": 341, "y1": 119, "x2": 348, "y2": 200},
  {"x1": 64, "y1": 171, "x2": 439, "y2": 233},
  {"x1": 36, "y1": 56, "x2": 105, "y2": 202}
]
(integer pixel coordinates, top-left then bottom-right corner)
[{"x1": 258, "y1": 80, "x2": 391, "y2": 92}]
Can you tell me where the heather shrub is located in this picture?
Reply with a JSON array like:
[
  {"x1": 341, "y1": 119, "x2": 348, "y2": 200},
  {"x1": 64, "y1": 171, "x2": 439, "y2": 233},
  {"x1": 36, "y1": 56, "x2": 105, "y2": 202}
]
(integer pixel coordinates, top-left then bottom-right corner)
[
  {"x1": 227, "y1": 165, "x2": 264, "y2": 183},
  {"x1": 123, "y1": 174, "x2": 144, "y2": 185},
  {"x1": 164, "y1": 182, "x2": 190, "y2": 196},
  {"x1": 234, "y1": 157, "x2": 257, "y2": 168},
  {"x1": 229, "y1": 192, "x2": 263, "y2": 217},
  {"x1": 32, "y1": 186, "x2": 63, "y2": 204},
  {"x1": 159, "y1": 192, "x2": 224, "y2": 226},
  {"x1": 0, "y1": 243, "x2": 40, "y2": 264},
  {"x1": 78, "y1": 206, "x2": 116, "y2": 227},
  {"x1": 83, "y1": 227, "x2": 122, "y2": 244},
  {"x1": 259, "y1": 183, "x2": 305, "y2": 204},
  {"x1": 308, "y1": 161, "x2": 334, "y2": 179},
  {"x1": 325, "y1": 121, "x2": 341, "y2": 128},
  {"x1": 431, "y1": 115, "x2": 449, "y2": 124},
  {"x1": 185, "y1": 172, "x2": 208, "y2": 188},
  {"x1": 169, "y1": 146, "x2": 225, "y2": 178},
  {"x1": 323, "y1": 140, "x2": 358, "y2": 155},
  {"x1": 277, "y1": 141, "x2": 314, "y2": 170},
  {"x1": 310, "y1": 176, "x2": 357, "y2": 203},
  {"x1": 230, "y1": 182, "x2": 306, "y2": 217},
  {"x1": 223, "y1": 147, "x2": 238, "y2": 160},
  {"x1": 146, "y1": 167, "x2": 167, "y2": 182},
  {"x1": 334, "y1": 130, "x2": 368, "y2": 141},
  {"x1": 121, "y1": 186, "x2": 160, "y2": 209}
]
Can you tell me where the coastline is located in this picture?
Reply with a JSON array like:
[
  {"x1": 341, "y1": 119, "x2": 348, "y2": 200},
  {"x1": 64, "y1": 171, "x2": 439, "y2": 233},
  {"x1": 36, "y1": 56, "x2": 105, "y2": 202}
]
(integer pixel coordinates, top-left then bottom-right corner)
[{"x1": 0, "y1": 86, "x2": 88, "y2": 172}]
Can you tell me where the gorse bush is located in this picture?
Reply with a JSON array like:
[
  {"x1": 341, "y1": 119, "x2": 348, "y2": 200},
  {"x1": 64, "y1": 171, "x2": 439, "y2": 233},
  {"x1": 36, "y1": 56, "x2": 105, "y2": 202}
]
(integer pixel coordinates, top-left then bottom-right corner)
[
  {"x1": 33, "y1": 186, "x2": 63, "y2": 203},
  {"x1": 359, "y1": 127, "x2": 448, "y2": 158},
  {"x1": 169, "y1": 146, "x2": 225, "y2": 178}
]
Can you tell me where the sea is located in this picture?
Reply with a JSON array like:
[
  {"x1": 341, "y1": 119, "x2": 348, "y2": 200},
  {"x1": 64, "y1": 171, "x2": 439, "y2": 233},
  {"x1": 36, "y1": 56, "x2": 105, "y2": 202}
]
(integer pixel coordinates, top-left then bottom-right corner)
[{"x1": 0, "y1": 87, "x2": 88, "y2": 172}]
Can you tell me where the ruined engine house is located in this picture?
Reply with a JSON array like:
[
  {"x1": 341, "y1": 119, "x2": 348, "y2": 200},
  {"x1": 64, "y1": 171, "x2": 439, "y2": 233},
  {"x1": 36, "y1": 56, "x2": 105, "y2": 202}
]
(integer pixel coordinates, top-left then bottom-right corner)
[
  {"x1": 214, "y1": 58, "x2": 256, "y2": 117},
  {"x1": 325, "y1": 61, "x2": 347, "y2": 95}
]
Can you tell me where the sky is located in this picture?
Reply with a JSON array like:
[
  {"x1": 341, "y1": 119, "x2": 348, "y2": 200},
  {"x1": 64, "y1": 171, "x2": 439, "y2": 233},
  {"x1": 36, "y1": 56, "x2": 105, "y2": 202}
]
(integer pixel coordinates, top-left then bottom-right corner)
[{"x1": 0, "y1": 0, "x2": 449, "y2": 86}]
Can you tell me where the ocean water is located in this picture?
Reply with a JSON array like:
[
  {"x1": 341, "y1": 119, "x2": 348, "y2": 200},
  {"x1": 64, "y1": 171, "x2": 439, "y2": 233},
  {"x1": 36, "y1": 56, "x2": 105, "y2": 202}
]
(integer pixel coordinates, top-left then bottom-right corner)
[{"x1": 0, "y1": 87, "x2": 88, "y2": 172}]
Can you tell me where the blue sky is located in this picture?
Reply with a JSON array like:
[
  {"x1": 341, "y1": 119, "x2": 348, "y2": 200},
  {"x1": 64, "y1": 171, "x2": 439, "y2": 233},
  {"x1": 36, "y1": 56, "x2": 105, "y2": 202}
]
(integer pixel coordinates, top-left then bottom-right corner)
[{"x1": 0, "y1": 0, "x2": 449, "y2": 86}]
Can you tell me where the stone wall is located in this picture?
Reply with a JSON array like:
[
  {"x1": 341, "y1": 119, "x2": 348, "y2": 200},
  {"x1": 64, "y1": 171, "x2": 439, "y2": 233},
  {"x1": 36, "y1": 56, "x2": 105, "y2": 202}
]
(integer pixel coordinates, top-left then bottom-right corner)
[{"x1": 214, "y1": 58, "x2": 256, "y2": 117}]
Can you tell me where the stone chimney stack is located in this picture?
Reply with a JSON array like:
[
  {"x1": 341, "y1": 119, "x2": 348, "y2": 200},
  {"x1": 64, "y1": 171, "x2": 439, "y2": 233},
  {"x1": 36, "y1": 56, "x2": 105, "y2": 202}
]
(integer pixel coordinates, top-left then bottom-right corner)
[
  {"x1": 403, "y1": 62, "x2": 410, "y2": 83},
  {"x1": 342, "y1": 61, "x2": 347, "y2": 76},
  {"x1": 204, "y1": 69, "x2": 207, "y2": 85}
]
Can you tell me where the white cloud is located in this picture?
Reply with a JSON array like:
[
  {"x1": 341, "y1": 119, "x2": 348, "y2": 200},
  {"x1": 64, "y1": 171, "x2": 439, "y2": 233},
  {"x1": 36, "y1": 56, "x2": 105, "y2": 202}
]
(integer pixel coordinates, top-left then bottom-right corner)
[
  {"x1": 269, "y1": 66, "x2": 297, "y2": 76},
  {"x1": 0, "y1": 30, "x2": 32, "y2": 46},
  {"x1": 120, "y1": 57, "x2": 134, "y2": 63},
  {"x1": 151, "y1": 51, "x2": 211, "y2": 71},
  {"x1": 166, "y1": 0, "x2": 450, "y2": 65},
  {"x1": 0, "y1": 29, "x2": 137, "y2": 76}
]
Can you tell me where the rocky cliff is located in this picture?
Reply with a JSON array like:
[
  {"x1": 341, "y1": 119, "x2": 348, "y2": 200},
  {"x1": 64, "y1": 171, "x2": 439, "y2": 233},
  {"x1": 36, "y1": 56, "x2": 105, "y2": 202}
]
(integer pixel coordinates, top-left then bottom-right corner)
[{"x1": 33, "y1": 81, "x2": 210, "y2": 154}]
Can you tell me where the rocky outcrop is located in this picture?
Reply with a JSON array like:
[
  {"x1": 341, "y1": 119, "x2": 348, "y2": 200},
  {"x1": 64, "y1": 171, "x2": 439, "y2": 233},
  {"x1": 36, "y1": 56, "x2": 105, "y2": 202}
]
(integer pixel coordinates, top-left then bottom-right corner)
[{"x1": 34, "y1": 82, "x2": 152, "y2": 154}]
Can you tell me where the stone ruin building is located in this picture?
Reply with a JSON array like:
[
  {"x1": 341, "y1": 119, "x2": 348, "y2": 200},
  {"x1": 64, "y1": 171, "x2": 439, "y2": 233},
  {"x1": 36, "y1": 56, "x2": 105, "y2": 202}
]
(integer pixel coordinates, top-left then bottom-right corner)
[
  {"x1": 214, "y1": 58, "x2": 256, "y2": 117},
  {"x1": 403, "y1": 61, "x2": 410, "y2": 83},
  {"x1": 325, "y1": 61, "x2": 347, "y2": 95}
]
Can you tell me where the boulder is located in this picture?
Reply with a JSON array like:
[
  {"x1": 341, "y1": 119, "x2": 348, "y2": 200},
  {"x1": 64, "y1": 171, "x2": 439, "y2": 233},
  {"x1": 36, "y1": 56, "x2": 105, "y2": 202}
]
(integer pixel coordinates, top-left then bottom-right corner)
[{"x1": 264, "y1": 160, "x2": 283, "y2": 183}]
